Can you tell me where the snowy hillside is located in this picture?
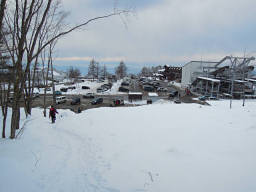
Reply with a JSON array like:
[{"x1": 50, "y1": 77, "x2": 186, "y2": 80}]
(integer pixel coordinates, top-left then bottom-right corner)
[{"x1": 1, "y1": 100, "x2": 256, "y2": 192}]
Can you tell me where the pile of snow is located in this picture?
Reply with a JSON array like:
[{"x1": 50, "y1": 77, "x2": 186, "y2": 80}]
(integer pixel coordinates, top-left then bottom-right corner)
[
  {"x1": 1, "y1": 100, "x2": 256, "y2": 192},
  {"x1": 124, "y1": 100, "x2": 147, "y2": 105},
  {"x1": 169, "y1": 81, "x2": 182, "y2": 89}
]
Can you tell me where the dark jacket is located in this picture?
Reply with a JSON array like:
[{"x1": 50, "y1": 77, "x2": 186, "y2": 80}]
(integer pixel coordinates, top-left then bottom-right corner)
[{"x1": 49, "y1": 107, "x2": 58, "y2": 118}]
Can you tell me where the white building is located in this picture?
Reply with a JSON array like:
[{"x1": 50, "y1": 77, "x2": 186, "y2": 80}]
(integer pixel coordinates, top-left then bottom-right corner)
[{"x1": 181, "y1": 61, "x2": 218, "y2": 87}]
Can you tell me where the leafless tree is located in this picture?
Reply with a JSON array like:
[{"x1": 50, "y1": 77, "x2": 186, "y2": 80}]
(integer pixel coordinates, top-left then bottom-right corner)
[
  {"x1": 102, "y1": 64, "x2": 108, "y2": 80},
  {"x1": 140, "y1": 66, "x2": 152, "y2": 77},
  {"x1": 0, "y1": 57, "x2": 12, "y2": 138},
  {"x1": 67, "y1": 66, "x2": 81, "y2": 81},
  {"x1": 0, "y1": 0, "x2": 7, "y2": 32},
  {"x1": 115, "y1": 61, "x2": 127, "y2": 79},
  {"x1": 3, "y1": 0, "x2": 130, "y2": 139},
  {"x1": 88, "y1": 59, "x2": 97, "y2": 79}
]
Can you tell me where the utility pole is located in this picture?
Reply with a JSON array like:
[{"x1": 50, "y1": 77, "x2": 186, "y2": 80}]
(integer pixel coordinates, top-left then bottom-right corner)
[{"x1": 230, "y1": 58, "x2": 236, "y2": 109}]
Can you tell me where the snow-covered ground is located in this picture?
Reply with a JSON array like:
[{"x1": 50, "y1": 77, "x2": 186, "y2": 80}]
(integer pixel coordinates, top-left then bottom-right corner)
[
  {"x1": 1, "y1": 100, "x2": 256, "y2": 192},
  {"x1": 99, "y1": 80, "x2": 126, "y2": 95}
]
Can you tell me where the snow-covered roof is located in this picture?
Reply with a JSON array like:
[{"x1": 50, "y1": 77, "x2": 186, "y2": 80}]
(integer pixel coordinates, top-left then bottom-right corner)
[
  {"x1": 198, "y1": 76, "x2": 220, "y2": 83},
  {"x1": 148, "y1": 92, "x2": 158, "y2": 97},
  {"x1": 153, "y1": 73, "x2": 164, "y2": 77},
  {"x1": 158, "y1": 69, "x2": 165, "y2": 72},
  {"x1": 234, "y1": 80, "x2": 247, "y2": 83},
  {"x1": 245, "y1": 78, "x2": 256, "y2": 82},
  {"x1": 128, "y1": 92, "x2": 143, "y2": 95}
]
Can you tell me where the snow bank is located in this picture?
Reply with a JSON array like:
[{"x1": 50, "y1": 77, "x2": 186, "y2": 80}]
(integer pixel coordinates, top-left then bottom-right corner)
[{"x1": 1, "y1": 100, "x2": 256, "y2": 192}]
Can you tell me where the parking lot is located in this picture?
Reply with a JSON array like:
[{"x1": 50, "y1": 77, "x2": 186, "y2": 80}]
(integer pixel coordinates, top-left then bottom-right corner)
[{"x1": 2, "y1": 77, "x2": 203, "y2": 113}]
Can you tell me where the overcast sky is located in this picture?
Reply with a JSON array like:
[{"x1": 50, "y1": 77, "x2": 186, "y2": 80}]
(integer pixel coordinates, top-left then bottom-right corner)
[{"x1": 54, "y1": 0, "x2": 256, "y2": 73}]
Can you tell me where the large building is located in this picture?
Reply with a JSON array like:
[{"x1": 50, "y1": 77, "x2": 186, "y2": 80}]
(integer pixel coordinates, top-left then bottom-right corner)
[
  {"x1": 181, "y1": 56, "x2": 256, "y2": 98},
  {"x1": 181, "y1": 61, "x2": 218, "y2": 86}
]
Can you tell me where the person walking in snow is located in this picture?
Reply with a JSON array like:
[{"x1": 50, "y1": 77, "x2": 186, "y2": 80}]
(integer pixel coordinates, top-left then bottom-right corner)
[{"x1": 49, "y1": 105, "x2": 58, "y2": 123}]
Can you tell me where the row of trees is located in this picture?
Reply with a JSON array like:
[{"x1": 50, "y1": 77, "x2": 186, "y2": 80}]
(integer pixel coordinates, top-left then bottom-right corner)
[
  {"x1": 87, "y1": 59, "x2": 108, "y2": 80},
  {"x1": 0, "y1": 0, "x2": 129, "y2": 139},
  {"x1": 88, "y1": 59, "x2": 127, "y2": 80},
  {"x1": 140, "y1": 66, "x2": 163, "y2": 77}
]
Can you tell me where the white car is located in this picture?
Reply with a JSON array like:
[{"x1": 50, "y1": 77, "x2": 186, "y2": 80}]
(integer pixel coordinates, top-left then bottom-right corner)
[{"x1": 56, "y1": 96, "x2": 66, "y2": 104}]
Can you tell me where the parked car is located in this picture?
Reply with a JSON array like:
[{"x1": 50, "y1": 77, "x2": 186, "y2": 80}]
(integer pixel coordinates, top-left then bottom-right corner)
[
  {"x1": 56, "y1": 96, "x2": 66, "y2": 104},
  {"x1": 157, "y1": 87, "x2": 168, "y2": 92},
  {"x1": 54, "y1": 91, "x2": 62, "y2": 95},
  {"x1": 60, "y1": 87, "x2": 68, "y2": 92},
  {"x1": 169, "y1": 90, "x2": 178, "y2": 98},
  {"x1": 121, "y1": 82, "x2": 129, "y2": 86},
  {"x1": 68, "y1": 86, "x2": 76, "y2": 90},
  {"x1": 209, "y1": 96, "x2": 218, "y2": 100},
  {"x1": 82, "y1": 86, "x2": 90, "y2": 90},
  {"x1": 101, "y1": 83, "x2": 112, "y2": 90},
  {"x1": 97, "y1": 88, "x2": 104, "y2": 93},
  {"x1": 143, "y1": 85, "x2": 154, "y2": 92},
  {"x1": 118, "y1": 87, "x2": 129, "y2": 92},
  {"x1": 46, "y1": 87, "x2": 51, "y2": 91},
  {"x1": 91, "y1": 97, "x2": 103, "y2": 105},
  {"x1": 174, "y1": 99, "x2": 181, "y2": 104},
  {"x1": 198, "y1": 96, "x2": 207, "y2": 101},
  {"x1": 83, "y1": 93, "x2": 95, "y2": 99},
  {"x1": 33, "y1": 92, "x2": 40, "y2": 98},
  {"x1": 71, "y1": 97, "x2": 81, "y2": 105}
]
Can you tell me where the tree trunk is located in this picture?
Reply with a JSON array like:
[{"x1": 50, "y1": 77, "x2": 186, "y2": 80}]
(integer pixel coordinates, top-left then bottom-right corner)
[
  {"x1": 10, "y1": 102, "x2": 20, "y2": 138},
  {"x1": 2, "y1": 108, "x2": 7, "y2": 138},
  {"x1": 50, "y1": 53, "x2": 56, "y2": 105},
  {"x1": 43, "y1": 87, "x2": 47, "y2": 117},
  {"x1": 0, "y1": 0, "x2": 7, "y2": 31}
]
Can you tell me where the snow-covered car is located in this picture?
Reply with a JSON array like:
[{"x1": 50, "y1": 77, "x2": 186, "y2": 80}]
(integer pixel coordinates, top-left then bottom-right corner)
[{"x1": 83, "y1": 93, "x2": 95, "y2": 99}]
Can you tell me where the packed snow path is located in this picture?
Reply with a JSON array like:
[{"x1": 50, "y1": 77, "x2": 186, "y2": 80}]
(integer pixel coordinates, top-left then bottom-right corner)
[{"x1": 1, "y1": 100, "x2": 256, "y2": 192}]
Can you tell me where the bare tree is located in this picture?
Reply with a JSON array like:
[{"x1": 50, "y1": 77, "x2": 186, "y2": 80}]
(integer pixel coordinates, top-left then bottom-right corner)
[
  {"x1": 3, "y1": 0, "x2": 130, "y2": 139},
  {"x1": 88, "y1": 59, "x2": 96, "y2": 79},
  {"x1": 140, "y1": 66, "x2": 152, "y2": 77},
  {"x1": 67, "y1": 66, "x2": 81, "y2": 81},
  {"x1": 0, "y1": 0, "x2": 7, "y2": 32},
  {"x1": 0, "y1": 57, "x2": 12, "y2": 138},
  {"x1": 102, "y1": 64, "x2": 108, "y2": 80},
  {"x1": 95, "y1": 62, "x2": 100, "y2": 80},
  {"x1": 115, "y1": 61, "x2": 127, "y2": 79}
]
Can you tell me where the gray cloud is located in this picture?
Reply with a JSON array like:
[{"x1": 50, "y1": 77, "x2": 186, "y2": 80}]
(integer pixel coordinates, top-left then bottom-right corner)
[{"x1": 55, "y1": 0, "x2": 256, "y2": 68}]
